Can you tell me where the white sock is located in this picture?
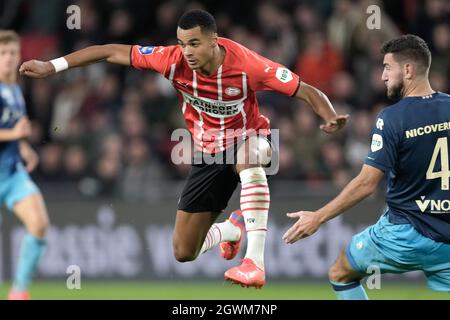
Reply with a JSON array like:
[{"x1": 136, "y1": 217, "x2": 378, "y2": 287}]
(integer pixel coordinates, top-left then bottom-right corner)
[
  {"x1": 239, "y1": 167, "x2": 270, "y2": 269},
  {"x1": 200, "y1": 220, "x2": 241, "y2": 255},
  {"x1": 244, "y1": 230, "x2": 266, "y2": 269}
]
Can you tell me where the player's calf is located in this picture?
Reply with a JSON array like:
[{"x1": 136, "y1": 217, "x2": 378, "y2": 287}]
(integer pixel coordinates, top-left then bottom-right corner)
[
  {"x1": 223, "y1": 165, "x2": 269, "y2": 288},
  {"x1": 329, "y1": 249, "x2": 367, "y2": 300},
  {"x1": 10, "y1": 193, "x2": 49, "y2": 297},
  {"x1": 328, "y1": 248, "x2": 363, "y2": 283}
]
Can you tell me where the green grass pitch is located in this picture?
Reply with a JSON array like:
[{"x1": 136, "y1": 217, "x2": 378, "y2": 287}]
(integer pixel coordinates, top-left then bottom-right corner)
[{"x1": 1, "y1": 281, "x2": 449, "y2": 300}]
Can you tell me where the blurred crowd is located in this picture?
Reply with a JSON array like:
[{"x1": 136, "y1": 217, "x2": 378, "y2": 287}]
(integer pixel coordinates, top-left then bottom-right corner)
[{"x1": 2, "y1": 0, "x2": 449, "y2": 200}]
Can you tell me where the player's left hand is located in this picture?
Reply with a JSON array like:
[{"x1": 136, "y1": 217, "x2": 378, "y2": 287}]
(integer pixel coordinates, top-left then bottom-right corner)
[
  {"x1": 282, "y1": 211, "x2": 322, "y2": 244},
  {"x1": 20, "y1": 143, "x2": 39, "y2": 173},
  {"x1": 320, "y1": 114, "x2": 350, "y2": 134}
]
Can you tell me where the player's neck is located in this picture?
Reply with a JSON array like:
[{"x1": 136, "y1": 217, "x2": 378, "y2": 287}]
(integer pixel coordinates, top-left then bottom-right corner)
[
  {"x1": 403, "y1": 78, "x2": 434, "y2": 98},
  {"x1": 198, "y1": 45, "x2": 224, "y2": 76},
  {"x1": 0, "y1": 72, "x2": 17, "y2": 85}
]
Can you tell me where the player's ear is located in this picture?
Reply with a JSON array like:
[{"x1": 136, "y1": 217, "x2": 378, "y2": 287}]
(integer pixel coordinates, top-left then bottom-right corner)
[
  {"x1": 404, "y1": 63, "x2": 414, "y2": 80},
  {"x1": 210, "y1": 32, "x2": 218, "y2": 47}
]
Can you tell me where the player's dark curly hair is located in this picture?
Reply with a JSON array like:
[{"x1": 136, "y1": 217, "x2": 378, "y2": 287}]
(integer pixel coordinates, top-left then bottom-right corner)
[
  {"x1": 381, "y1": 34, "x2": 431, "y2": 74},
  {"x1": 178, "y1": 9, "x2": 217, "y2": 33}
]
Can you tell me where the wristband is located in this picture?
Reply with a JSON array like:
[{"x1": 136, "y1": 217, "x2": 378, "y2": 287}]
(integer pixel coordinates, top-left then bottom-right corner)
[{"x1": 49, "y1": 57, "x2": 69, "y2": 72}]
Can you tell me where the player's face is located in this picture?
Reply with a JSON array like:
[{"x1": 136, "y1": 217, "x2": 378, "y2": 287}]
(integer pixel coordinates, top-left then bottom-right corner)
[
  {"x1": 382, "y1": 53, "x2": 405, "y2": 100},
  {"x1": 0, "y1": 41, "x2": 21, "y2": 78},
  {"x1": 177, "y1": 26, "x2": 217, "y2": 70}
]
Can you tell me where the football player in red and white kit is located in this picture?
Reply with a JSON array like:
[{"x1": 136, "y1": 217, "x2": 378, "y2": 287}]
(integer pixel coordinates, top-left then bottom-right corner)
[{"x1": 20, "y1": 9, "x2": 348, "y2": 288}]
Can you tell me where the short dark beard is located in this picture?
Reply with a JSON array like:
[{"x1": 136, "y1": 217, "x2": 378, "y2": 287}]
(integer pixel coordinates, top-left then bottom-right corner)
[{"x1": 387, "y1": 80, "x2": 405, "y2": 101}]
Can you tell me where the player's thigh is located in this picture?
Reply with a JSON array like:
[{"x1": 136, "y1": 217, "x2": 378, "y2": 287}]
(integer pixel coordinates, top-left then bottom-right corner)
[
  {"x1": 329, "y1": 248, "x2": 365, "y2": 283},
  {"x1": 347, "y1": 214, "x2": 420, "y2": 276},
  {"x1": 4, "y1": 168, "x2": 39, "y2": 211},
  {"x1": 5, "y1": 170, "x2": 49, "y2": 238},
  {"x1": 236, "y1": 135, "x2": 272, "y2": 173},
  {"x1": 178, "y1": 162, "x2": 239, "y2": 214},
  {"x1": 14, "y1": 192, "x2": 49, "y2": 238},
  {"x1": 173, "y1": 210, "x2": 220, "y2": 250}
]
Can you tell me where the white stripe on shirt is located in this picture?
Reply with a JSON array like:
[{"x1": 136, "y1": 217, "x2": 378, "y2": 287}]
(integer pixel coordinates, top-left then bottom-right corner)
[{"x1": 241, "y1": 72, "x2": 248, "y2": 140}]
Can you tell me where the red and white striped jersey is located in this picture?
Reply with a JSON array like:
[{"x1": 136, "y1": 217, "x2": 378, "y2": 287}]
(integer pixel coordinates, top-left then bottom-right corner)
[{"x1": 131, "y1": 37, "x2": 300, "y2": 153}]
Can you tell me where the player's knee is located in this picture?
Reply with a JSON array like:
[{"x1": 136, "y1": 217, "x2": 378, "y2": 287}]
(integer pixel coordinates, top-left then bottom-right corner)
[
  {"x1": 27, "y1": 216, "x2": 49, "y2": 238},
  {"x1": 173, "y1": 243, "x2": 198, "y2": 263},
  {"x1": 174, "y1": 251, "x2": 197, "y2": 263},
  {"x1": 236, "y1": 137, "x2": 270, "y2": 170}
]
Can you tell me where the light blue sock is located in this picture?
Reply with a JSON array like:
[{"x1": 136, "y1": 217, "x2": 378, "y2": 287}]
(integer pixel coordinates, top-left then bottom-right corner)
[
  {"x1": 330, "y1": 280, "x2": 369, "y2": 300},
  {"x1": 13, "y1": 233, "x2": 47, "y2": 292}
]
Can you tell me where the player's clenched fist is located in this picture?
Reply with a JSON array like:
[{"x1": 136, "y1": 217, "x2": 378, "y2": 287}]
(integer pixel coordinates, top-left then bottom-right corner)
[
  {"x1": 320, "y1": 114, "x2": 350, "y2": 134},
  {"x1": 19, "y1": 60, "x2": 55, "y2": 78}
]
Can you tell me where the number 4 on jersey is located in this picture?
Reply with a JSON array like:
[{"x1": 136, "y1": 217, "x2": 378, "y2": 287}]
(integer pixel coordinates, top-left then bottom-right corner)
[{"x1": 426, "y1": 137, "x2": 450, "y2": 190}]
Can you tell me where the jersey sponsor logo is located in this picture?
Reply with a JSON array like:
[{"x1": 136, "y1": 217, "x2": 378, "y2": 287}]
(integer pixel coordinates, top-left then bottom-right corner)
[
  {"x1": 225, "y1": 87, "x2": 241, "y2": 97},
  {"x1": 370, "y1": 133, "x2": 383, "y2": 152},
  {"x1": 1, "y1": 87, "x2": 14, "y2": 106},
  {"x1": 0, "y1": 86, "x2": 25, "y2": 126},
  {"x1": 376, "y1": 118, "x2": 384, "y2": 130},
  {"x1": 0, "y1": 106, "x2": 23, "y2": 125},
  {"x1": 138, "y1": 46, "x2": 155, "y2": 55},
  {"x1": 180, "y1": 91, "x2": 245, "y2": 118},
  {"x1": 275, "y1": 67, "x2": 293, "y2": 83},
  {"x1": 415, "y1": 196, "x2": 450, "y2": 214}
]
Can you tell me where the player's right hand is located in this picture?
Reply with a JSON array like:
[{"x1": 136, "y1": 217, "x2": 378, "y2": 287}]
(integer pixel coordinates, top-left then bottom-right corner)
[
  {"x1": 12, "y1": 117, "x2": 32, "y2": 139},
  {"x1": 282, "y1": 211, "x2": 322, "y2": 244},
  {"x1": 19, "y1": 60, "x2": 55, "y2": 78}
]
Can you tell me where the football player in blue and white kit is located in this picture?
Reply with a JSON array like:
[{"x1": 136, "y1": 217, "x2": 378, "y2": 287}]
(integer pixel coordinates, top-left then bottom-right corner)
[
  {"x1": 0, "y1": 30, "x2": 49, "y2": 300},
  {"x1": 284, "y1": 34, "x2": 450, "y2": 299}
]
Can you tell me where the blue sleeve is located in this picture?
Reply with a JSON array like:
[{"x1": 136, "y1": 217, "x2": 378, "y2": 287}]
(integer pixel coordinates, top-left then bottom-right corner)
[
  {"x1": 0, "y1": 97, "x2": 7, "y2": 129},
  {"x1": 364, "y1": 110, "x2": 400, "y2": 173}
]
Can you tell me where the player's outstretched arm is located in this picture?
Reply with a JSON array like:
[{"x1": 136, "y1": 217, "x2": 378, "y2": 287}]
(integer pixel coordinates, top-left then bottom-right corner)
[
  {"x1": 294, "y1": 82, "x2": 349, "y2": 134},
  {"x1": 0, "y1": 117, "x2": 31, "y2": 141},
  {"x1": 19, "y1": 44, "x2": 132, "y2": 78},
  {"x1": 282, "y1": 164, "x2": 384, "y2": 244}
]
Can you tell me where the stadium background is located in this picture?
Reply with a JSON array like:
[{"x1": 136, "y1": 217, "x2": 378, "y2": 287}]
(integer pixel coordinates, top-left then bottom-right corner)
[{"x1": 0, "y1": 0, "x2": 449, "y2": 299}]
